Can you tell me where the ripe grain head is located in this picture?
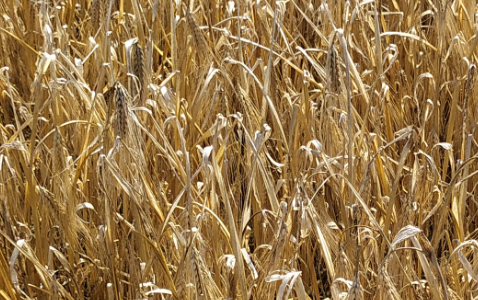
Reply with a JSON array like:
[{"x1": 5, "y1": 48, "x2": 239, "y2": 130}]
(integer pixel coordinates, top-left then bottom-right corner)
[{"x1": 0, "y1": 0, "x2": 477, "y2": 299}]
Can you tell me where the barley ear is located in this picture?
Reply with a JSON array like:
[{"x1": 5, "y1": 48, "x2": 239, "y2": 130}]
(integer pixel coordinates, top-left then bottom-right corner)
[
  {"x1": 326, "y1": 33, "x2": 340, "y2": 94},
  {"x1": 132, "y1": 41, "x2": 145, "y2": 100},
  {"x1": 187, "y1": 12, "x2": 208, "y2": 61},
  {"x1": 114, "y1": 82, "x2": 130, "y2": 140},
  {"x1": 91, "y1": 0, "x2": 106, "y2": 32}
]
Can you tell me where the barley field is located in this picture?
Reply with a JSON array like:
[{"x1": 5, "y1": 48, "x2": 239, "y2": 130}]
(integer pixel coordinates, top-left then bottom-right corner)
[{"x1": 0, "y1": 0, "x2": 477, "y2": 298}]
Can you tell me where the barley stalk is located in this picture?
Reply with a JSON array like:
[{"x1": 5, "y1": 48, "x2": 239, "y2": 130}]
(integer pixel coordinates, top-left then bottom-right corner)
[{"x1": 1, "y1": 0, "x2": 478, "y2": 299}]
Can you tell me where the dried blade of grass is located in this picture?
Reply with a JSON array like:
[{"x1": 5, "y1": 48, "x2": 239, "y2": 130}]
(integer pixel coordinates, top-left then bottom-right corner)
[
  {"x1": 457, "y1": 246, "x2": 478, "y2": 281},
  {"x1": 440, "y1": 80, "x2": 460, "y2": 181},
  {"x1": 103, "y1": 157, "x2": 141, "y2": 206},
  {"x1": 149, "y1": 114, "x2": 205, "y2": 236},
  {"x1": 336, "y1": 30, "x2": 356, "y2": 211},
  {"x1": 210, "y1": 138, "x2": 248, "y2": 298},
  {"x1": 433, "y1": 154, "x2": 478, "y2": 249},
  {"x1": 382, "y1": 226, "x2": 427, "y2": 299},
  {"x1": 193, "y1": 201, "x2": 230, "y2": 241},
  {"x1": 130, "y1": 0, "x2": 145, "y2": 42},
  {"x1": 371, "y1": 134, "x2": 391, "y2": 196},
  {"x1": 380, "y1": 83, "x2": 395, "y2": 147},
  {"x1": 104, "y1": 0, "x2": 115, "y2": 39},
  {"x1": 0, "y1": 290, "x2": 15, "y2": 300},
  {"x1": 9, "y1": 240, "x2": 35, "y2": 297},
  {"x1": 389, "y1": 225, "x2": 422, "y2": 250},
  {"x1": 455, "y1": 65, "x2": 476, "y2": 238},
  {"x1": 261, "y1": 4, "x2": 278, "y2": 123},
  {"x1": 381, "y1": 131, "x2": 413, "y2": 255},
  {"x1": 132, "y1": 108, "x2": 187, "y2": 181},
  {"x1": 233, "y1": 116, "x2": 279, "y2": 212},
  {"x1": 169, "y1": 116, "x2": 195, "y2": 230},
  {"x1": 136, "y1": 168, "x2": 165, "y2": 222},
  {"x1": 0, "y1": 247, "x2": 16, "y2": 300},
  {"x1": 144, "y1": 32, "x2": 154, "y2": 96},
  {"x1": 290, "y1": 0, "x2": 328, "y2": 42},
  {"x1": 235, "y1": 0, "x2": 247, "y2": 89},
  {"x1": 240, "y1": 248, "x2": 258, "y2": 280},
  {"x1": 170, "y1": 0, "x2": 178, "y2": 92},
  {"x1": 266, "y1": 270, "x2": 301, "y2": 300},
  {"x1": 410, "y1": 235, "x2": 447, "y2": 300},
  {"x1": 454, "y1": 134, "x2": 472, "y2": 241},
  {"x1": 56, "y1": 55, "x2": 97, "y2": 110},
  {"x1": 310, "y1": 171, "x2": 417, "y2": 289},
  {"x1": 373, "y1": 2, "x2": 383, "y2": 77},
  {"x1": 191, "y1": 65, "x2": 220, "y2": 125},
  {"x1": 288, "y1": 102, "x2": 299, "y2": 158},
  {"x1": 449, "y1": 240, "x2": 478, "y2": 281},
  {"x1": 241, "y1": 124, "x2": 278, "y2": 229},
  {"x1": 48, "y1": 246, "x2": 73, "y2": 276},
  {"x1": 224, "y1": 57, "x2": 289, "y2": 153},
  {"x1": 307, "y1": 206, "x2": 336, "y2": 279},
  {"x1": 77, "y1": 30, "x2": 113, "y2": 194},
  {"x1": 380, "y1": 30, "x2": 438, "y2": 51},
  {"x1": 0, "y1": 27, "x2": 39, "y2": 56},
  {"x1": 26, "y1": 53, "x2": 54, "y2": 219},
  {"x1": 378, "y1": 261, "x2": 402, "y2": 300},
  {"x1": 267, "y1": 202, "x2": 289, "y2": 275},
  {"x1": 295, "y1": 46, "x2": 326, "y2": 86},
  {"x1": 214, "y1": 29, "x2": 321, "y2": 87},
  {"x1": 51, "y1": 128, "x2": 91, "y2": 254},
  {"x1": 359, "y1": 126, "x2": 413, "y2": 194},
  {"x1": 0, "y1": 232, "x2": 76, "y2": 300},
  {"x1": 133, "y1": 229, "x2": 178, "y2": 297},
  {"x1": 1, "y1": 68, "x2": 25, "y2": 143},
  {"x1": 97, "y1": 155, "x2": 121, "y2": 299}
]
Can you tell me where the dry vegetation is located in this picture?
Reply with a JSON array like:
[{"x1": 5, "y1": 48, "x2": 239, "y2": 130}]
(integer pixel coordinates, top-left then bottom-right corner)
[{"x1": 0, "y1": 0, "x2": 478, "y2": 298}]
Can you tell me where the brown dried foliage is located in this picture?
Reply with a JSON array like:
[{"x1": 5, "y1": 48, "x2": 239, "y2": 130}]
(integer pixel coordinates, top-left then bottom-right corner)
[{"x1": 0, "y1": 0, "x2": 477, "y2": 299}]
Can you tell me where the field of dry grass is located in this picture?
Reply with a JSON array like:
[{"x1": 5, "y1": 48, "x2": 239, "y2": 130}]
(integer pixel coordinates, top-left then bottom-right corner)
[{"x1": 0, "y1": 0, "x2": 478, "y2": 298}]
